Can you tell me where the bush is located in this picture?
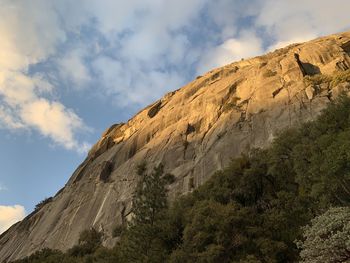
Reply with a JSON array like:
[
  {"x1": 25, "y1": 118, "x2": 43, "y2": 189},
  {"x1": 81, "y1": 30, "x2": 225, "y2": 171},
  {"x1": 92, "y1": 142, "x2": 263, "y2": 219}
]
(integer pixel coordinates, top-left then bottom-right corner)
[
  {"x1": 297, "y1": 207, "x2": 350, "y2": 263},
  {"x1": 112, "y1": 225, "x2": 125, "y2": 237},
  {"x1": 68, "y1": 228, "x2": 102, "y2": 257},
  {"x1": 34, "y1": 197, "x2": 53, "y2": 211},
  {"x1": 262, "y1": 69, "x2": 277, "y2": 78},
  {"x1": 331, "y1": 69, "x2": 350, "y2": 87},
  {"x1": 304, "y1": 74, "x2": 332, "y2": 86},
  {"x1": 304, "y1": 69, "x2": 350, "y2": 88},
  {"x1": 12, "y1": 248, "x2": 64, "y2": 263}
]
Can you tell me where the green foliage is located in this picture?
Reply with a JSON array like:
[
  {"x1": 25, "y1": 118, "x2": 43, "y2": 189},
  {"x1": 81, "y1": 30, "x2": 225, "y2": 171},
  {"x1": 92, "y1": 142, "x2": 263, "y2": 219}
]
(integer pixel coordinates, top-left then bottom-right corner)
[
  {"x1": 11, "y1": 94, "x2": 350, "y2": 263},
  {"x1": 331, "y1": 69, "x2": 350, "y2": 87},
  {"x1": 297, "y1": 207, "x2": 350, "y2": 263},
  {"x1": 12, "y1": 248, "x2": 65, "y2": 263},
  {"x1": 112, "y1": 225, "x2": 125, "y2": 238},
  {"x1": 304, "y1": 69, "x2": 350, "y2": 87},
  {"x1": 162, "y1": 173, "x2": 176, "y2": 184},
  {"x1": 68, "y1": 228, "x2": 102, "y2": 257},
  {"x1": 13, "y1": 229, "x2": 120, "y2": 263},
  {"x1": 165, "y1": 94, "x2": 350, "y2": 262},
  {"x1": 35, "y1": 197, "x2": 53, "y2": 211},
  {"x1": 131, "y1": 163, "x2": 168, "y2": 225},
  {"x1": 167, "y1": 155, "x2": 307, "y2": 263},
  {"x1": 179, "y1": 200, "x2": 253, "y2": 262},
  {"x1": 222, "y1": 96, "x2": 241, "y2": 113},
  {"x1": 117, "y1": 163, "x2": 174, "y2": 262},
  {"x1": 304, "y1": 74, "x2": 332, "y2": 86},
  {"x1": 262, "y1": 69, "x2": 277, "y2": 78}
]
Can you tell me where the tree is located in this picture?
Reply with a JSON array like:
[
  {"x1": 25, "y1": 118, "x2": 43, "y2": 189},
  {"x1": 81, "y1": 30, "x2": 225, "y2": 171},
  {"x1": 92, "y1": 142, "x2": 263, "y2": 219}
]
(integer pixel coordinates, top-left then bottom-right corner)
[
  {"x1": 176, "y1": 200, "x2": 252, "y2": 263},
  {"x1": 11, "y1": 248, "x2": 65, "y2": 263},
  {"x1": 131, "y1": 163, "x2": 168, "y2": 225},
  {"x1": 118, "y1": 163, "x2": 174, "y2": 262},
  {"x1": 35, "y1": 197, "x2": 53, "y2": 211},
  {"x1": 68, "y1": 228, "x2": 102, "y2": 257},
  {"x1": 297, "y1": 207, "x2": 350, "y2": 263}
]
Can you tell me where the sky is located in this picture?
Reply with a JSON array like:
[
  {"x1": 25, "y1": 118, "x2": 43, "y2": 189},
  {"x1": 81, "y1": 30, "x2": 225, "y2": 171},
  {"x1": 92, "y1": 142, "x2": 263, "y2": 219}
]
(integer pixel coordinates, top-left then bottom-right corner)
[{"x1": 0, "y1": 0, "x2": 349, "y2": 234}]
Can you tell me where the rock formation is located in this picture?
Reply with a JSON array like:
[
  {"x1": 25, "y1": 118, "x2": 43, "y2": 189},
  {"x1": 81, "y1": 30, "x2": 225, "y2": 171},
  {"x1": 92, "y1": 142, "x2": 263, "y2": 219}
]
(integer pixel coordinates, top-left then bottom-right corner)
[{"x1": 1, "y1": 30, "x2": 350, "y2": 262}]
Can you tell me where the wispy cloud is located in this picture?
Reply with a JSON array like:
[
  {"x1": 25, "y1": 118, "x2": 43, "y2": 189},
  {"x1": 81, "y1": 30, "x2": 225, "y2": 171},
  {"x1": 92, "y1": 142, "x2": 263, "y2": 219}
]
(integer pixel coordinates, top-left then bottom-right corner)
[
  {"x1": 0, "y1": 205, "x2": 26, "y2": 234},
  {"x1": 57, "y1": 48, "x2": 92, "y2": 90},
  {"x1": 0, "y1": 71, "x2": 91, "y2": 152},
  {"x1": 256, "y1": 0, "x2": 350, "y2": 45},
  {"x1": 0, "y1": 183, "x2": 7, "y2": 192},
  {"x1": 0, "y1": 0, "x2": 90, "y2": 152},
  {"x1": 197, "y1": 30, "x2": 264, "y2": 74}
]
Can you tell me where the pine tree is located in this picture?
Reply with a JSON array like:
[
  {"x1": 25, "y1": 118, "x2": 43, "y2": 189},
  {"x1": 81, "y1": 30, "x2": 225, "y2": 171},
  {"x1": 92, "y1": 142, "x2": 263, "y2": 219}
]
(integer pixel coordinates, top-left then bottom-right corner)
[
  {"x1": 132, "y1": 163, "x2": 168, "y2": 225},
  {"x1": 118, "y1": 163, "x2": 173, "y2": 263}
]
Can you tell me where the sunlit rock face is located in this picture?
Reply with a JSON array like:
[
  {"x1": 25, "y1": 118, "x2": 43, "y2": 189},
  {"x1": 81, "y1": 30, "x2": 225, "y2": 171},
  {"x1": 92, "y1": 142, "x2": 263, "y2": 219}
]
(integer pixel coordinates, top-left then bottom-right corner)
[{"x1": 1, "y1": 31, "x2": 350, "y2": 262}]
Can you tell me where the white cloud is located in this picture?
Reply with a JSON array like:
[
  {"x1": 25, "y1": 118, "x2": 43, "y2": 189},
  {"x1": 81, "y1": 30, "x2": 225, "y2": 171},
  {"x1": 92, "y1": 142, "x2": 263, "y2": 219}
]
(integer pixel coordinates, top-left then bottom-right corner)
[
  {"x1": 92, "y1": 56, "x2": 184, "y2": 106},
  {"x1": 83, "y1": 0, "x2": 206, "y2": 105},
  {"x1": 0, "y1": 106, "x2": 25, "y2": 130},
  {"x1": 205, "y1": 0, "x2": 260, "y2": 40},
  {"x1": 256, "y1": 0, "x2": 350, "y2": 48},
  {"x1": 20, "y1": 99, "x2": 88, "y2": 151},
  {"x1": 0, "y1": 71, "x2": 90, "y2": 152},
  {"x1": 0, "y1": 0, "x2": 65, "y2": 71},
  {"x1": 0, "y1": 205, "x2": 26, "y2": 234},
  {"x1": 267, "y1": 34, "x2": 317, "y2": 51},
  {"x1": 0, "y1": 0, "x2": 208, "y2": 134},
  {"x1": 57, "y1": 49, "x2": 92, "y2": 89},
  {"x1": 197, "y1": 31, "x2": 264, "y2": 74},
  {"x1": 0, "y1": 0, "x2": 90, "y2": 152},
  {"x1": 82, "y1": 0, "x2": 206, "y2": 36},
  {"x1": 197, "y1": 0, "x2": 350, "y2": 74}
]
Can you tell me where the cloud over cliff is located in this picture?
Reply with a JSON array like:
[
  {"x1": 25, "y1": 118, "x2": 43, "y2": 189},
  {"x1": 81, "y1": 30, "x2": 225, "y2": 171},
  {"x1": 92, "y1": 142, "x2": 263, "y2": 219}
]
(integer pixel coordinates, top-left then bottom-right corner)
[
  {"x1": 0, "y1": 205, "x2": 26, "y2": 234},
  {"x1": 0, "y1": 0, "x2": 349, "y2": 151}
]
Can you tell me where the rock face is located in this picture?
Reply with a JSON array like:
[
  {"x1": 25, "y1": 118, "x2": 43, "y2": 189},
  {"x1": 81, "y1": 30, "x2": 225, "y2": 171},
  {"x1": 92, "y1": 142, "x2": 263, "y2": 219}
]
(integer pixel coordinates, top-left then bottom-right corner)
[{"x1": 1, "y1": 31, "x2": 350, "y2": 262}]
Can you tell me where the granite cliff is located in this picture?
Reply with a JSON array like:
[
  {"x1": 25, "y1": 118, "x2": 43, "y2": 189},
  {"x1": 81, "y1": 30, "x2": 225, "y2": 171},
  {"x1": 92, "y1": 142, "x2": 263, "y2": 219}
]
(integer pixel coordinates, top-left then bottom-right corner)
[{"x1": 1, "y1": 30, "x2": 350, "y2": 262}]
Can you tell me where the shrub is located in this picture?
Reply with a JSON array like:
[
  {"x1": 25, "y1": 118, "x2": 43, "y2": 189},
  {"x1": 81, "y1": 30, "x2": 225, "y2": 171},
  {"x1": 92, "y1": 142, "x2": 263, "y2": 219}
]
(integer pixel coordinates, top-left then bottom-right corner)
[
  {"x1": 262, "y1": 69, "x2": 277, "y2": 78},
  {"x1": 68, "y1": 228, "x2": 102, "y2": 257},
  {"x1": 304, "y1": 69, "x2": 350, "y2": 88},
  {"x1": 35, "y1": 197, "x2": 53, "y2": 211},
  {"x1": 331, "y1": 69, "x2": 350, "y2": 87},
  {"x1": 304, "y1": 74, "x2": 332, "y2": 86},
  {"x1": 11, "y1": 248, "x2": 64, "y2": 263},
  {"x1": 297, "y1": 207, "x2": 350, "y2": 263},
  {"x1": 112, "y1": 225, "x2": 125, "y2": 237}
]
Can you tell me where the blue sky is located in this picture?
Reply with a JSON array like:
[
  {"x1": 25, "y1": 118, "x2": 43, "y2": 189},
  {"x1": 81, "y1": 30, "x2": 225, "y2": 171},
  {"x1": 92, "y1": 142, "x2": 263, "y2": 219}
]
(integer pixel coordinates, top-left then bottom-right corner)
[{"x1": 0, "y1": 0, "x2": 349, "y2": 233}]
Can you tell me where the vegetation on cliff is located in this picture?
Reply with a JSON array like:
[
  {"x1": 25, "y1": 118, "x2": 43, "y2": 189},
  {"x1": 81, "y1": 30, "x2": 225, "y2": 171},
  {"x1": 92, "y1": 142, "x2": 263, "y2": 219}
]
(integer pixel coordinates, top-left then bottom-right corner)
[{"x1": 12, "y1": 94, "x2": 350, "y2": 262}]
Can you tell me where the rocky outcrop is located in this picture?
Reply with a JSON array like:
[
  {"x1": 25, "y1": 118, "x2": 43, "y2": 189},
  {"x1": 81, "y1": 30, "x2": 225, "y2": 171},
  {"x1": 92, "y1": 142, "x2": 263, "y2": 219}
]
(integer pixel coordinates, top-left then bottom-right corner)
[{"x1": 1, "y1": 30, "x2": 350, "y2": 262}]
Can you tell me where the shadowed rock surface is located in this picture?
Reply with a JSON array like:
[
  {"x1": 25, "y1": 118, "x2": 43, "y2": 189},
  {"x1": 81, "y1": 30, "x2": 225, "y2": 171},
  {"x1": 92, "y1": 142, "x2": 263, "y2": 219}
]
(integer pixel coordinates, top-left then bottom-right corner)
[{"x1": 1, "y1": 30, "x2": 350, "y2": 262}]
